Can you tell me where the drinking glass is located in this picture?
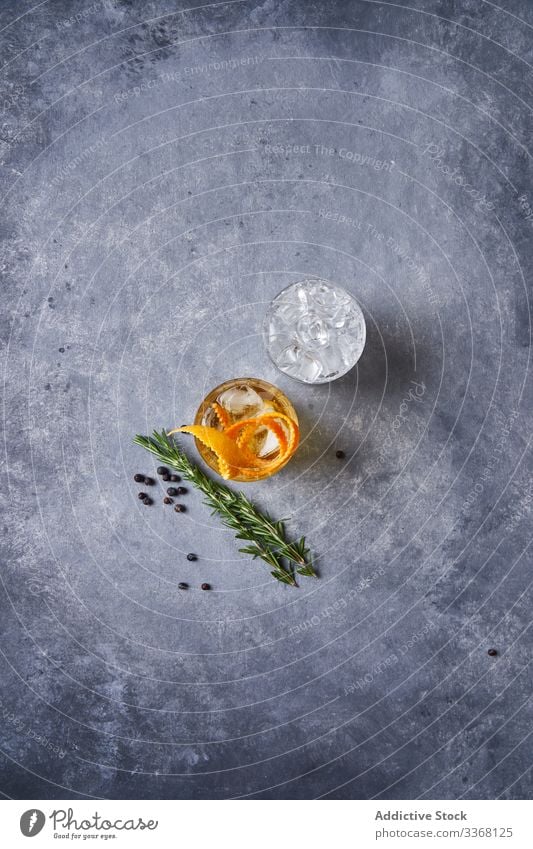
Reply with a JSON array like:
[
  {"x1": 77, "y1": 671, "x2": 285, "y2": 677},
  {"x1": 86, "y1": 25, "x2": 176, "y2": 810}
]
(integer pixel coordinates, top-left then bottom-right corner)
[
  {"x1": 194, "y1": 377, "x2": 299, "y2": 481},
  {"x1": 263, "y1": 279, "x2": 366, "y2": 383}
]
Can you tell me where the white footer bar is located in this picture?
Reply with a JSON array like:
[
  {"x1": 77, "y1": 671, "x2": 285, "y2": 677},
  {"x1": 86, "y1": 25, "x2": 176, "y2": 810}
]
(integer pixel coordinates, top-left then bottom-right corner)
[{"x1": 2, "y1": 799, "x2": 532, "y2": 848}]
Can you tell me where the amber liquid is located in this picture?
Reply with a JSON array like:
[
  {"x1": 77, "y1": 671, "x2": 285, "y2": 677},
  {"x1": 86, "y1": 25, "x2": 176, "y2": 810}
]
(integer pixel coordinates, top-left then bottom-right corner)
[{"x1": 194, "y1": 377, "x2": 299, "y2": 481}]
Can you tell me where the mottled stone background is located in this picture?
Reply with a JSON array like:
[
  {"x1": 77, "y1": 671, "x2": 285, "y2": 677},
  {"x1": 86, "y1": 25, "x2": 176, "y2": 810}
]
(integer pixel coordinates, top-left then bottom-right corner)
[{"x1": 0, "y1": 0, "x2": 532, "y2": 800}]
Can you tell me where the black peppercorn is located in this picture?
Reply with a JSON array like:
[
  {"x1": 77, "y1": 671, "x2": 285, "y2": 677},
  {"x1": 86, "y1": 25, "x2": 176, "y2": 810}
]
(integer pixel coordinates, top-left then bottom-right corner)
[
  {"x1": 134, "y1": 473, "x2": 144, "y2": 482},
  {"x1": 169, "y1": 474, "x2": 180, "y2": 482},
  {"x1": 144, "y1": 476, "x2": 154, "y2": 486},
  {"x1": 166, "y1": 487, "x2": 178, "y2": 496},
  {"x1": 201, "y1": 583, "x2": 210, "y2": 591},
  {"x1": 335, "y1": 450, "x2": 345, "y2": 459},
  {"x1": 176, "y1": 486, "x2": 187, "y2": 495},
  {"x1": 163, "y1": 497, "x2": 173, "y2": 504},
  {"x1": 487, "y1": 648, "x2": 498, "y2": 657},
  {"x1": 157, "y1": 466, "x2": 169, "y2": 476},
  {"x1": 161, "y1": 473, "x2": 170, "y2": 482},
  {"x1": 142, "y1": 497, "x2": 153, "y2": 505},
  {"x1": 178, "y1": 582, "x2": 188, "y2": 590},
  {"x1": 174, "y1": 504, "x2": 185, "y2": 513},
  {"x1": 137, "y1": 492, "x2": 147, "y2": 499},
  {"x1": 187, "y1": 553, "x2": 197, "y2": 562}
]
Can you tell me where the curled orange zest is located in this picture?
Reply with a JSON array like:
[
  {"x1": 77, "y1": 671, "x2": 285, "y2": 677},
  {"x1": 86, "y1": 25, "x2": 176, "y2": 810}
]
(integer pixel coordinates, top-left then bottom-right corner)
[
  {"x1": 211, "y1": 401, "x2": 232, "y2": 429},
  {"x1": 168, "y1": 412, "x2": 299, "y2": 480}
]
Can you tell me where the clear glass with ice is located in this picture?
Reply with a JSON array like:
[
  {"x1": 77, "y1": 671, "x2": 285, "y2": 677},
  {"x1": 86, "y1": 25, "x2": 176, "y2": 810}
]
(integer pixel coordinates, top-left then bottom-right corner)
[{"x1": 263, "y1": 279, "x2": 366, "y2": 383}]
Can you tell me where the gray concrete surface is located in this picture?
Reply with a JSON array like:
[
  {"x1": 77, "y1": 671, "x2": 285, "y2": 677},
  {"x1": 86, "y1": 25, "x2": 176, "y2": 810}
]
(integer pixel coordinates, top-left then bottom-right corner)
[{"x1": 0, "y1": 0, "x2": 532, "y2": 800}]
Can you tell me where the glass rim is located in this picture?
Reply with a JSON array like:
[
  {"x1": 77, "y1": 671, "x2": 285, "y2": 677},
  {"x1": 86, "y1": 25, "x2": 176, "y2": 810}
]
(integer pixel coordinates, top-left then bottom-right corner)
[
  {"x1": 193, "y1": 376, "x2": 299, "y2": 478},
  {"x1": 262, "y1": 278, "x2": 366, "y2": 384}
]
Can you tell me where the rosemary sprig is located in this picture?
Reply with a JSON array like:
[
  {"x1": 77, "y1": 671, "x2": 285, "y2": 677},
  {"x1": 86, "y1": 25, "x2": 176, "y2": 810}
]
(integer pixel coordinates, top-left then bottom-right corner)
[{"x1": 133, "y1": 430, "x2": 317, "y2": 586}]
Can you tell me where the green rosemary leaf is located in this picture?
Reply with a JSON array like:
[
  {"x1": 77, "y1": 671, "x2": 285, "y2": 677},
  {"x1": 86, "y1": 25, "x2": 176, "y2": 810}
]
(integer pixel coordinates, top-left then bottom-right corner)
[
  {"x1": 238, "y1": 546, "x2": 260, "y2": 557},
  {"x1": 271, "y1": 570, "x2": 296, "y2": 585},
  {"x1": 296, "y1": 563, "x2": 317, "y2": 577}
]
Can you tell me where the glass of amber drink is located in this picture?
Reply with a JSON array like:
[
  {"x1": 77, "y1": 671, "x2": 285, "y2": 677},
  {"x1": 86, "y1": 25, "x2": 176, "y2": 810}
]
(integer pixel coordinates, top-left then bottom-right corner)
[{"x1": 192, "y1": 377, "x2": 299, "y2": 481}]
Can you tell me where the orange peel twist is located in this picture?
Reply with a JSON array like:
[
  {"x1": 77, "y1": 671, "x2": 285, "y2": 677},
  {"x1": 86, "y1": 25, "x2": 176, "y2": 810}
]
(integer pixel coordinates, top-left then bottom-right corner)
[{"x1": 168, "y1": 411, "x2": 299, "y2": 480}]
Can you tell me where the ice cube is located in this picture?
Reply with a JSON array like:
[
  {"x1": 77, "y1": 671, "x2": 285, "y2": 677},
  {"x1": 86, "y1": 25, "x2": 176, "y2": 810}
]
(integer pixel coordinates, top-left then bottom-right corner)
[
  {"x1": 255, "y1": 425, "x2": 281, "y2": 458},
  {"x1": 274, "y1": 301, "x2": 302, "y2": 327},
  {"x1": 296, "y1": 314, "x2": 329, "y2": 348},
  {"x1": 327, "y1": 307, "x2": 348, "y2": 329},
  {"x1": 217, "y1": 384, "x2": 265, "y2": 419},
  {"x1": 276, "y1": 345, "x2": 297, "y2": 372},
  {"x1": 295, "y1": 283, "x2": 310, "y2": 307},
  {"x1": 294, "y1": 352, "x2": 321, "y2": 382},
  {"x1": 276, "y1": 343, "x2": 301, "y2": 368},
  {"x1": 337, "y1": 328, "x2": 364, "y2": 365},
  {"x1": 310, "y1": 281, "x2": 334, "y2": 308},
  {"x1": 317, "y1": 344, "x2": 344, "y2": 379}
]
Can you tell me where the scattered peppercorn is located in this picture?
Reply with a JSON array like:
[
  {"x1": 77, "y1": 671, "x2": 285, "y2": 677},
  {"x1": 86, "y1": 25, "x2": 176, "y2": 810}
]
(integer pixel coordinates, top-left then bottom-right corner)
[
  {"x1": 176, "y1": 486, "x2": 187, "y2": 495},
  {"x1": 163, "y1": 496, "x2": 173, "y2": 504},
  {"x1": 488, "y1": 648, "x2": 498, "y2": 657},
  {"x1": 186, "y1": 553, "x2": 197, "y2": 562},
  {"x1": 137, "y1": 492, "x2": 147, "y2": 500},
  {"x1": 142, "y1": 497, "x2": 153, "y2": 505},
  {"x1": 166, "y1": 487, "x2": 178, "y2": 496},
  {"x1": 169, "y1": 474, "x2": 180, "y2": 482},
  {"x1": 201, "y1": 583, "x2": 210, "y2": 591},
  {"x1": 335, "y1": 450, "x2": 345, "y2": 459},
  {"x1": 161, "y1": 473, "x2": 170, "y2": 481},
  {"x1": 178, "y1": 582, "x2": 188, "y2": 590},
  {"x1": 157, "y1": 466, "x2": 169, "y2": 476},
  {"x1": 144, "y1": 476, "x2": 154, "y2": 486},
  {"x1": 174, "y1": 504, "x2": 185, "y2": 512},
  {"x1": 134, "y1": 473, "x2": 144, "y2": 482}
]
